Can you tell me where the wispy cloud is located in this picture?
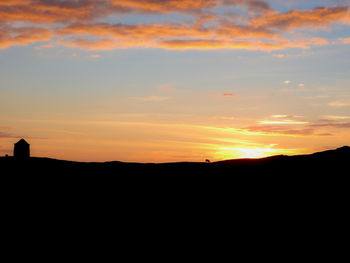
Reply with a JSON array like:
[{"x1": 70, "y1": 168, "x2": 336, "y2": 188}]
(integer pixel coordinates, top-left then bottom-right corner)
[
  {"x1": 250, "y1": 6, "x2": 349, "y2": 30},
  {"x1": 210, "y1": 116, "x2": 236, "y2": 121},
  {"x1": 158, "y1": 85, "x2": 176, "y2": 92},
  {"x1": 259, "y1": 115, "x2": 308, "y2": 125},
  {"x1": 131, "y1": 96, "x2": 169, "y2": 102},
  {"x1": 0, "y1": 131, "x2": 17, "y2": 139},
  {"x1": 35, "y1": 44, "x2": 55, "y2": 50},
  {"x1": 242, "y1": 112, "x2": 350, "y2": 137},
  {"x1": 328, "y1": 101, "x2": 350, "y2": 107},
  {"x1": 321, "y1": 115, "x2": 350, "y2": 120},
  {"x1": 242, "y1": 114, "x2": 312, "y2": 136},
  {"x1": 221, "y1": 93, "x2": 236, "y2": 98},
  {"x1": 273, "y1": 54, "x2": 285, "y2": 58},
  {"x1": 339, "y1": 37, "x2": 350, "y2": 44},
  {"x1": 311, "y1": 122, "x2": 350, "y2": 129},
  {"x1": 90, "y1": 54, "x2": 100, "y2": 59},
  {"x1": 243, "y1": 125, "x2": 315, "y2": 136},
  {"x1": 259, "y1": 120, "x2": 309, "y2": 125}
]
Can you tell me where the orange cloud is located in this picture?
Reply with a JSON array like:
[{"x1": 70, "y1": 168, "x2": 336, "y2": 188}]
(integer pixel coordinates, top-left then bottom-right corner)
[
  {"x1": 56, "y1": 34, "x2": 329, "y2": 51},
  {"x1": 328, "y1": 101, "x2": 350, "y2": 107},
  {"x1": 58, "y1": 22, "x2": 209, "y2": 40},
  {"x1": 242, "y1": 112, "x2": 350, "y2": 137},
  {"x1": 0, "y1": 0, "x2": 24, "y2": 4},
  {"x1": 0, "y1": 1, "x2": 348, "y2": 50},
  {"x1": 339, "y1": 37, "x2": 350, "y2": 44},
  {"x1": 243, "y1": 125, "x2": 315, "y2": 136},
  {"x1": 111, "y1": 0, "x2": 217, "y2": 13},
  {"x1": 251, "y1": 6, "x2": 349, "y2": 30},
  {"x1": 0, "y1": 26, "x2": 52, "y2": 49},
  {"x1": 157, "y1": 38, "x2": 328, "y2": 50},
  {"x1": 90, "y1": 54, "x2": 100, "y2": 58},
  {"x1": 222, "y1": 0, "x2": 271, "y2": 13},
  {"x1": 311, "y1": 122, "x2": 350, "y2": 129},
  {"x1": 57, "y1": 38, "x2": 120, "y2": 50},
  {"x1": 221, "y1": 93, "x2": 236, "y2": 98},
  {"x1": 159, "y1": 85, "x2": 176, "y2": 92},
  {"x1": 0, "y1": 0, "x2": 98, "y2": 23}
]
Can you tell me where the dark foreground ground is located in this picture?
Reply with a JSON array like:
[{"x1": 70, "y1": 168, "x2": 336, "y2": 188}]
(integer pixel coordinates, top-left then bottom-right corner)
[
  {"x1": 1, "y1": 146, "x2": 349, "y2": 175},
  {"x1": 1, "y1": 147, "x2": 348, "y2": 233}
]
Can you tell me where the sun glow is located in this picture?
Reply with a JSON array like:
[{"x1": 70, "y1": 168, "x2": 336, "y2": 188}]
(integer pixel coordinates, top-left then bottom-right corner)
[{"x1": 217, "y1": 147, "x2": 277, "y2": 159}]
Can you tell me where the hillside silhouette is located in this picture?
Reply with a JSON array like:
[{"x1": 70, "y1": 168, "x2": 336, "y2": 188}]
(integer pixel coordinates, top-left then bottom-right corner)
[{"x1": 1, "y1": 146, "x2": 349, "y2": 175}]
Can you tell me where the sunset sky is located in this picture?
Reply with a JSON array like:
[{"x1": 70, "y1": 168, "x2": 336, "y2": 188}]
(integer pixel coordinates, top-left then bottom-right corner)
[{"x1": 1, "y1": 0, "x2": 350, "y2": 162}]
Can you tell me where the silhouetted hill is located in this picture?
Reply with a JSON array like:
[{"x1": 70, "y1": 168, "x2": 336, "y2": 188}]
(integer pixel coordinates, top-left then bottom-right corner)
[
  {"x1": 213, "y1": 146, "x2": 350, "y2": 170},
  {"x1": 1, "y1": 146, "x2": 349, "y2": 175},
  {"x1": 2, "y1": 147, "x2": 348, "y2": 225}
]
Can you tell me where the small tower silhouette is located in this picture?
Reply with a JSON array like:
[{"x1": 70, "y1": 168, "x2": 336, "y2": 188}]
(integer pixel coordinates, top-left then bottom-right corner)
[{"x1": 14, "y1": 139, "x2": 30, "y2": 159}]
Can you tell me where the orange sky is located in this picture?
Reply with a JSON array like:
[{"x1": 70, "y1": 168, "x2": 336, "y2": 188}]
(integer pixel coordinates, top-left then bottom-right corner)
[{"x1": 1, "y1": 0, "x2": 350, "y2": 162}]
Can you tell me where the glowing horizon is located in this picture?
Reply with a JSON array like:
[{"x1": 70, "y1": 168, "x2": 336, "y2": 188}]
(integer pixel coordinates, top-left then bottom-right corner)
[{"x1": 1, "y1": 0, "x2": 350, "y2": 162}]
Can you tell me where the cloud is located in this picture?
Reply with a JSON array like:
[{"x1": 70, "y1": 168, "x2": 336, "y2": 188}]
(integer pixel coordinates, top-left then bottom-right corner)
[
  {"x1": 112, "y1": 0, "x2": 272, "y2": 14},
  {"x1": 0, "y1": 132, "x2": 11, "y2": 138},
  {"x1": 0, "y1": 147, "x2": 10, "y2": 154},
  {"x1": 132, "y1": 96, "x2": 169, "y2": 102},
  {"x1": 243, "y1": 125, "x2": 315, "y2": 136},
  {"x1": 339, "y1": 37, "x2": 350, "y2": 44},
  {"x1": 311, "y1": 122, "x2": 350, "y2": 129},
  {"x1": 321, "y1": 115, "x2": 350, "y2": 120},
  {"x1": 221, "y1": 93, "x2": 236, "y2": 98},
  {"x1": 57, "y1": 38, "x2": 121, "y2": 50},
  {"x1": 260, "y1": 114, "x2": 309, "y2": 124},
  {"x1": 35, "y1": 43, "x2": 55, "y2": 50},
  {"x1": 158, "y1": 85, "x2": 176, "y2": 92},
  {"x1": 210, "y1": 116, "x2": 236, "y2": 120},
  {"x1": 111, "y1": 0, "x2": 218, "y2": 13},
  {"x1": 271, "y1": 114, "x2": 304, "y2": 119},
  {"x1": 251, "y1": 6, "x2": 350, "y2": 30},
  {"x1": 0, "y1": 26, "x2": 52, "y2": 49},
  {"x1": 242, "y1": 114, "x2": 312, "y2": 135},
  {"x1": 303, "y1": 95, "x2": 330, "y2": 100},
  {"x1": 0, "y1": 131, "x2": 17, "y2": 138},
  {"x1": 259, "y1": 120, "x2": 309, "y2": 125},
  {"x1": 273, "y1": 54, "x2": 284, "y2": 58},
  {"x1": 328, "y1": 101, "x2": 350, "y2": 107},
  {"x1": 271, "y1": 115, "x2": 288, "y2": 118},
  {"x1": 242, "y1": 113, "x2": 350, "y2": 136},
  {"x1": 90, "y1": 54, "x2": 100, "y2": 58},
  {"x1": 0, "y1": 0, "x2": 348, "y2": 50},
  {"x1": 158, "y1": 38, "x2": 326, "y2": 50},
  {"x1": 0, "y1": 0, "x2": 101, "y2": 23}
]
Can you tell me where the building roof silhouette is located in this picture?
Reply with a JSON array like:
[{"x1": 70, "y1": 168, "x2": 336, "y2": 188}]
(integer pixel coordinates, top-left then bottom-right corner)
[
  {"x1": 14, "y1": 139, "x2": 30, "y2": 158},
  {"x1": 15, "y1": 139, "x2": 30, "y2": 146}
]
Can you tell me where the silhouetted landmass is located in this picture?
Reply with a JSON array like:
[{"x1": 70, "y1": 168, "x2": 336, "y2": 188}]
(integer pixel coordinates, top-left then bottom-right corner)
[
  {"x1": 1, "y1": 146, "x2": 349, "y2": 175},
  {"x1": 2, "y1": 147, "x2": 348, "y2": 227}
]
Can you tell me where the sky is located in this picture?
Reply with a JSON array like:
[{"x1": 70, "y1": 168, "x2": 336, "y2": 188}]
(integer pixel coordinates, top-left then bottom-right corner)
[{"x1": 0, "y1": 0, "x2": 350, "y2": 162}]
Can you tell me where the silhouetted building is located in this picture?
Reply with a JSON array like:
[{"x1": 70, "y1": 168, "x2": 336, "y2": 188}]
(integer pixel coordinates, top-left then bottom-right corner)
[{"x1": 14, "y1": 139, "x2": 30, "y2": 159}]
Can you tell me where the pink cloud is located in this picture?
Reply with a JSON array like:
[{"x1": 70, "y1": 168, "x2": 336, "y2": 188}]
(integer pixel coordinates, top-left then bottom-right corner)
[
  {"x1": 158, "y1": 85, "x2": 176, "y2": 92},
  {"x1": 221, "y1": 93, "x2": 237, "y2": 98}
]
